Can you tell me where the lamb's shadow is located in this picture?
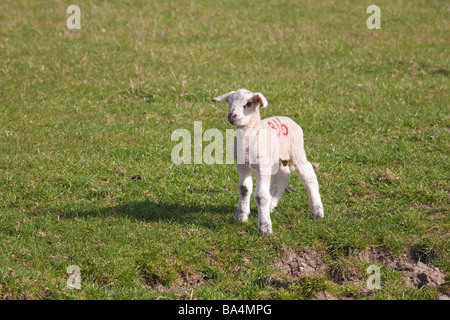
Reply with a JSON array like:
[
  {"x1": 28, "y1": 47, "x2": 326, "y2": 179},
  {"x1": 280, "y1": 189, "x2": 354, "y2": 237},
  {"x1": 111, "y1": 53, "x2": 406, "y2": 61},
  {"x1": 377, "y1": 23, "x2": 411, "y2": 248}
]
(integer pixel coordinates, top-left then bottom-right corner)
[{"x1": 56, "y1": 198, "x2": 235, "y2": 231}]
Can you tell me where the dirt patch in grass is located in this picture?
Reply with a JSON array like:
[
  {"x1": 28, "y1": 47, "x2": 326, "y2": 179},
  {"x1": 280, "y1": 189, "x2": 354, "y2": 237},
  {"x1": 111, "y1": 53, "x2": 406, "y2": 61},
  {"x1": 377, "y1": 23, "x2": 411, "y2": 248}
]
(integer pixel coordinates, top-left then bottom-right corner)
[
  {"x1": 265, "y1": 246, "x2": 328, "y2": 290},
  {"x1": 271, "y1": 246, "x2": 364, "y2": 285},
  {"x1": 272, "y1": 246, "x2": 326, "y2": 278},
  {"x1": 270, "y1": 245, "x2": 446, "y2": 293},
  {"x1": 371, "y1": 248, "x2": 445, "y2": 288},
  {"x1": 362, "y1": 246, "x2": 446, "y2": 288},
  {"x1": 401, "y1": 262, "x2": 446, "y2": 288},
  {"x1": 148, "y1": 270, "x2": 207, "y2": 296},
  {"x1": 205, "y1": 249, "x2": 218, "y2": 266},
  {"x1": 268, "y1": 246, "x2": 369, "y2": 299},
  {"x1": 138, "y1": 259, "x2": 207, "y2": 294},
  {"x1": 311, "y1": 290, "x2": 352, "y2": 300},
  {"x1": 311, "y1": 290, "x2": 338, "y2": 300},
  {"x1": 178, "y1": 270, "x2": 206, "y2": 288}
]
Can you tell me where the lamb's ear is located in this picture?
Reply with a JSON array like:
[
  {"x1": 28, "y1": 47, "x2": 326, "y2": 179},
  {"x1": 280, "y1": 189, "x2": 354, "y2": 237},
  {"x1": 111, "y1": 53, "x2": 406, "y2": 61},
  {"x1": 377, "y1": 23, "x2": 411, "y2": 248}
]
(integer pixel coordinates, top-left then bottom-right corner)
[
  {"x1": 253, "y1": 93, "x2": 268, "y2": 108},
  {"x1": 211, "y1": 91, "x2": 235, "y2": 103}
]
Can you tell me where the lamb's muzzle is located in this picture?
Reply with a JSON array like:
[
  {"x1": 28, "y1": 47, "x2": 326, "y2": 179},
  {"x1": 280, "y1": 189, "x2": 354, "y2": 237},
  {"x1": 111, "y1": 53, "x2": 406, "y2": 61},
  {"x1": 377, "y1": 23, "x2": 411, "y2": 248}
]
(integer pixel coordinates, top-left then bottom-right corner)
[{"x1": 211, "y1": 88, "x2": 324, "y2": 234}]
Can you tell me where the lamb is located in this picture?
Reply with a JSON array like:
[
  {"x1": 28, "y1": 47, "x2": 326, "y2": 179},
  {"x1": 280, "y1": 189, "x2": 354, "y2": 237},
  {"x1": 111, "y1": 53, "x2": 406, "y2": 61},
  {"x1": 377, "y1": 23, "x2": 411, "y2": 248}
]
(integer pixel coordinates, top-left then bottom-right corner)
[{"x1": 211, "y1": 88, "x2": 324, "y2": 234}]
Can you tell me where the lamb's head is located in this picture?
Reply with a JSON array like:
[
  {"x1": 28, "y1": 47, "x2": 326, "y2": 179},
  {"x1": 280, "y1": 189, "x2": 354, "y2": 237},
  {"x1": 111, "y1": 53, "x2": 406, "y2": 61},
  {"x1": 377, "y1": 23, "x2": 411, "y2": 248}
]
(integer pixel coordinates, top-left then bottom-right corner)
[{"x1": 211, "y1": 89, "x2": 268, "y2": 127}]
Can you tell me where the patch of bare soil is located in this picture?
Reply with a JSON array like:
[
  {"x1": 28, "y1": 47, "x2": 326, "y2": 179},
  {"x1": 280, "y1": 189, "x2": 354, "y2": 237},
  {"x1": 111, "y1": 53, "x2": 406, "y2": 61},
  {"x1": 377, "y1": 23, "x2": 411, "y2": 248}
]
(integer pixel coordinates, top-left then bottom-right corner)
[
  {"x1": 265, "y1": 246, "x2": 327, "y2": 289},
  {"x1": 269, "y1": 245, "x2": 446, "y2": 299},
  {"x1": 360, "y1": 247, "x2": 446, "y2": 288},
  {"x1": 272, "y1": 246, "x2": 326, "y2": 278},
  {"x1": 311, "y1": 291, "x2": 353, "y2": 300},
  {"x1": 150, "y1": 272, "x2": 206, "y2": 300},
  {"x1": 269, "y1": 247, "x2": 368, "y2": 299},
  {"x1": 143, "y1": 267, "x2": 206, "y2": 295},
  {"x1": 205, "y1": 249, "x2": 218, "y2": 266},
  {"x1": 312, "y1": 291, "x2": 338, "y2": 300},
  {"x1": 437, "y1": 294, "x2": 450, "y2": 300}
]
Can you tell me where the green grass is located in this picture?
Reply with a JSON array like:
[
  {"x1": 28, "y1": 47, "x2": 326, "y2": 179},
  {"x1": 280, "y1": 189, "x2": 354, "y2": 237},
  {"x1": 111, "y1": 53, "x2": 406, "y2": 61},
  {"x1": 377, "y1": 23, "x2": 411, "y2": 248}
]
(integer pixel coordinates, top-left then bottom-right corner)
[{"x1": 0, "y1": 0, "x2": 448, "y2": 299}]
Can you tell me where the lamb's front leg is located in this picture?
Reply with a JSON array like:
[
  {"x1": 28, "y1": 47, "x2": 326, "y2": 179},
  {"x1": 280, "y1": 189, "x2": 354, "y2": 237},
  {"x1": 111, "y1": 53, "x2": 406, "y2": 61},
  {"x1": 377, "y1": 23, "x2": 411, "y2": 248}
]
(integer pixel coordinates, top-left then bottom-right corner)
[
  {"x1": 255, "y1": 168, "x2": 272, "y2": 235},
  {"x1": 235, "y1": 164, "x2": 253, "y2": 223}
]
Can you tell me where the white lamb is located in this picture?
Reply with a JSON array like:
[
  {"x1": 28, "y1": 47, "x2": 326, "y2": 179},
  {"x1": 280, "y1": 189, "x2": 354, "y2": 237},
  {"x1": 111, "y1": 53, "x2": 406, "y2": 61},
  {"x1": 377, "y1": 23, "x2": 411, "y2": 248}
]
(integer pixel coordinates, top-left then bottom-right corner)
[{"x1": 212, "y1": 89, "x2": 324, "y2": 234}]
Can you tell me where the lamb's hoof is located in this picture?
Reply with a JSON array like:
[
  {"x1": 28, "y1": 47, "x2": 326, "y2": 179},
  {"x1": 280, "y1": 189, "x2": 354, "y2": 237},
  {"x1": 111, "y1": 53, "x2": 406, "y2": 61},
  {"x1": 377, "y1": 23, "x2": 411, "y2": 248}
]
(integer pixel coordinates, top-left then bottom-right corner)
[
  {"x1": 259, "y1": 224, "x2": 272, "y2": 235},
  {"x1": 311, "y1": 205, "x2": 324, "y2": 220},
  {"x1": 235, "y1": 208, "x2": 249, "y2": 223}
]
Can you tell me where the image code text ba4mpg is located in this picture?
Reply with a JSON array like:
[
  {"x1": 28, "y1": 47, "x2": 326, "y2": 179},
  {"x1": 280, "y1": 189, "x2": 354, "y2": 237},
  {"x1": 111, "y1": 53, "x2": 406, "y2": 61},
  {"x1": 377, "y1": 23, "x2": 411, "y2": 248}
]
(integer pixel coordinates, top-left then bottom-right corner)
[{"x1": 178, "y1": 304, "x2": 272, "y2": 317}]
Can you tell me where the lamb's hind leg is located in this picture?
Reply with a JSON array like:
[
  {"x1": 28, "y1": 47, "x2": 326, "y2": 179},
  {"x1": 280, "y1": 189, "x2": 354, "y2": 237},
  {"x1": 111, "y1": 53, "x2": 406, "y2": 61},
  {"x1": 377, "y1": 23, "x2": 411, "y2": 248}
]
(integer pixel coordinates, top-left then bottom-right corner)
[
  {"x1": 293, "y1": 160, "x2": 324, "y2": 219},
  {"x1": 269, "y1": 162, "x2": 290, "y2": 213}
]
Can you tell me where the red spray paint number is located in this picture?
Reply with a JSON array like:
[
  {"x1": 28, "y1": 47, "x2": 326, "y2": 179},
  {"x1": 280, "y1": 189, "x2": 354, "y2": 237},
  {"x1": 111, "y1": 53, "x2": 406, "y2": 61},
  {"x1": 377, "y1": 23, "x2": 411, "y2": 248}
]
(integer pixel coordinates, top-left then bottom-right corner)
[{"x1": 268, "y1": 118, "x2": 288, "y2": 137}]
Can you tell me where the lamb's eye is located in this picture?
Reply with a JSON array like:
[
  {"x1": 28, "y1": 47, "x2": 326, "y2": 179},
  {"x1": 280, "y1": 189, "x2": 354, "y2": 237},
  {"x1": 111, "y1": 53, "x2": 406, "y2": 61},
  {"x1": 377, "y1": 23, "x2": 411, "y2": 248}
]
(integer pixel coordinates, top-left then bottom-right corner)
[{"x1": 244, "y1": 102, "x2": 252, "y2": 108}]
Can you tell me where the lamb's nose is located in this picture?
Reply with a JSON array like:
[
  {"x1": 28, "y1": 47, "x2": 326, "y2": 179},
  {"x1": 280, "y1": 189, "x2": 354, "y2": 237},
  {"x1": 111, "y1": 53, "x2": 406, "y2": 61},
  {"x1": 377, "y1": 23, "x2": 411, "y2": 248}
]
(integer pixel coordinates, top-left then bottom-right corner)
[{"x1": 228, "y1": 114, "x2": 237, "y2": 124}]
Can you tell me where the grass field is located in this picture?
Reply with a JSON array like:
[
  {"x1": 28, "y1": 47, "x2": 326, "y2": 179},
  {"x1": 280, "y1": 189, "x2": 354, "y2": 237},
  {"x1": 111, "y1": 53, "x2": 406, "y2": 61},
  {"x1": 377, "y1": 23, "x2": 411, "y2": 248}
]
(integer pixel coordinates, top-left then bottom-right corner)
[{"x1": 0, "y1": 0, "x2": 448, "y2": 299}]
